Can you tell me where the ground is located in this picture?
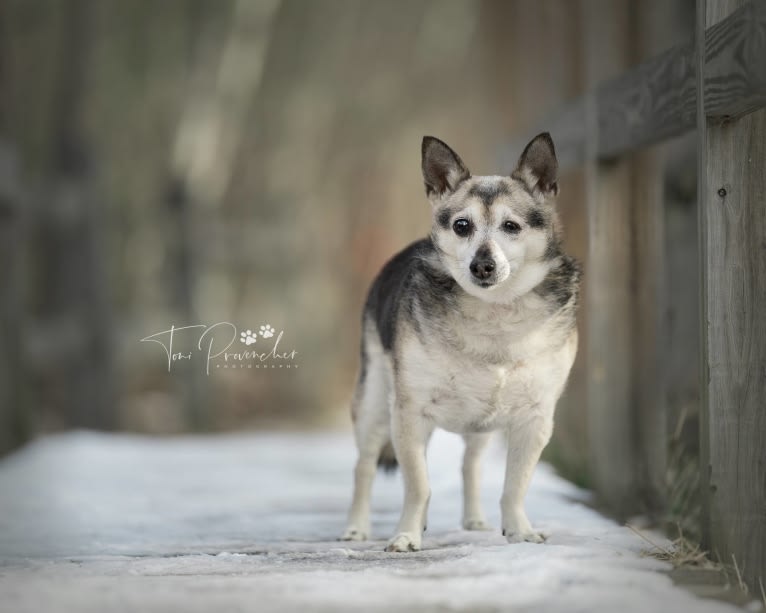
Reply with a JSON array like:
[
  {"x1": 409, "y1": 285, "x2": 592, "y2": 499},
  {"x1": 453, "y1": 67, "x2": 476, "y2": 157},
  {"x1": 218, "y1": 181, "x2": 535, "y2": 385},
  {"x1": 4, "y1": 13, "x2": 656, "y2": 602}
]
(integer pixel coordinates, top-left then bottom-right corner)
[{"x1": 0, "y1": 429, "x2": 751, "y2": 612}]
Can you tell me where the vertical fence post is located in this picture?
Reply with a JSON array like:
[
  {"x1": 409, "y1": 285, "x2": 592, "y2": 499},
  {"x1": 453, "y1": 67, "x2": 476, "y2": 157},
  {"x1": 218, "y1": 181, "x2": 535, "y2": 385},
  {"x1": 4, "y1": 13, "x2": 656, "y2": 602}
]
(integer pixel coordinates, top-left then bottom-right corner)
[
  {"x1": 631, "y1": 146, "x2": 668, "y2": 512},
  {"x1": 583, "y1": 0, "x2": 640, "y2": 516},
  {"x1": 631, "y1": 0, "x2": 683, "y2": 515},
  {"x1": 697, "y1": 0, "x2": 766, "y2": 590}
]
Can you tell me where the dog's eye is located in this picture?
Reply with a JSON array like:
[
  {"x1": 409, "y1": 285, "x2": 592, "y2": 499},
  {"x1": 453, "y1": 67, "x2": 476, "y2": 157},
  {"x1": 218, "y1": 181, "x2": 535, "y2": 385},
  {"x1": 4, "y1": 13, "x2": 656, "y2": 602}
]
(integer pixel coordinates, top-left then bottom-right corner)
[
  {"x1": 503, "y1": 220, "x2": 521, "y2": 234},
  {"x1": 453, "y1": 218, "x2": 472, "y2": 237}
]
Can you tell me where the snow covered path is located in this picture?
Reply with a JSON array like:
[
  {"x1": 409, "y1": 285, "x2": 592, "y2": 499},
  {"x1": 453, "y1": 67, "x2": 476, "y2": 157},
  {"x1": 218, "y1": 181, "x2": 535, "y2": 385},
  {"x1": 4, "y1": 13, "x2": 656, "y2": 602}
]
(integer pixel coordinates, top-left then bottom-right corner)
[{"x1": 0, "y1": 429, "x2": 742, "y2": 612}]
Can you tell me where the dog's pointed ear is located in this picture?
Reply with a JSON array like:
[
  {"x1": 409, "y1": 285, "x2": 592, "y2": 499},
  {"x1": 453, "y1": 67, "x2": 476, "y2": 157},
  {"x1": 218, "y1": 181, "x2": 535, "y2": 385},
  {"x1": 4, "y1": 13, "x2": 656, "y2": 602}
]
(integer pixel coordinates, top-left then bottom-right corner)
[
  {"x1": 422, "y1": 136, "x2": 470, "y2": 198},
  {"x1": 512, "y1": 132, "x2": 559, "y2": 198}
]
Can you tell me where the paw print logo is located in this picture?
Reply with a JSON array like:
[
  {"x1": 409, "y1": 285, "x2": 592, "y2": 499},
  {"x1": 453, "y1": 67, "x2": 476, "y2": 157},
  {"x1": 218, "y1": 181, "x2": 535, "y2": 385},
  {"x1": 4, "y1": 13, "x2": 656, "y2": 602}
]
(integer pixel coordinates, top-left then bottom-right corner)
[
  {"x1": 259, "y1": 324, "x2": 275, "y2": 339},
  {"x1": 240, "y1": 329, "x2": 257, "y2": 346}
]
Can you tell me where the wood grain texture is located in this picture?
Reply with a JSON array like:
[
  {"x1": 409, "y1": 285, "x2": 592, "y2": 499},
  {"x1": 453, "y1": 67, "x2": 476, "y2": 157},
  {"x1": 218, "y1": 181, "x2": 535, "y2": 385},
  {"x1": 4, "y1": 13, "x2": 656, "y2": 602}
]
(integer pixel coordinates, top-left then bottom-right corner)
[
  {"x1": 512, "y1": 0, "x2": 766, "y2": 170},
  {"x1": 699, "y1": 0, "x2": 766, "y2": 591},
  {"x1": 703, "y1": 0, "x2": 766, "y2": 119}
]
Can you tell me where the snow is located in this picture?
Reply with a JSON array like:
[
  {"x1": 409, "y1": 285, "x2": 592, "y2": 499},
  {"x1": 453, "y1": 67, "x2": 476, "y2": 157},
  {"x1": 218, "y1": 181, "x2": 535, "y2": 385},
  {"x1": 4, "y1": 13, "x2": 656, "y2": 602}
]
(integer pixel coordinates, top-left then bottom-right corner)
[{"x1": 0, "y1": 429, "x2": 743, "y2": 613}]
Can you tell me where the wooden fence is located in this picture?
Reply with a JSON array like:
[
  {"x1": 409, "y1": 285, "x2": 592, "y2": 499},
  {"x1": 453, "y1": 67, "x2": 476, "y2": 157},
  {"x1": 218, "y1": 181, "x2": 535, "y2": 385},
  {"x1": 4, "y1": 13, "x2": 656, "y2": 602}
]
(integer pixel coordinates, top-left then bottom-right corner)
[{"x1": 511, "y1": 0, "x2": 765, "y2": 590}]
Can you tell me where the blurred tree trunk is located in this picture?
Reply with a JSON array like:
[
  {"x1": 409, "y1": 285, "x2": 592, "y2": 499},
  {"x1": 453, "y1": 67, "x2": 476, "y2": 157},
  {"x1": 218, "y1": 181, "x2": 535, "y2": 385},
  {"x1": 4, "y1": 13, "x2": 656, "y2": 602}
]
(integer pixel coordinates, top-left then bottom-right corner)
[
  {"x1": 165, "y1": 0, "x2": 282, "y2": 428},
  {"x1": 32, "y1": 0, "x2": 116, "y2": 430},
  {"x1": 0, "y1": 1, "x2": 28, "y2": 454}
]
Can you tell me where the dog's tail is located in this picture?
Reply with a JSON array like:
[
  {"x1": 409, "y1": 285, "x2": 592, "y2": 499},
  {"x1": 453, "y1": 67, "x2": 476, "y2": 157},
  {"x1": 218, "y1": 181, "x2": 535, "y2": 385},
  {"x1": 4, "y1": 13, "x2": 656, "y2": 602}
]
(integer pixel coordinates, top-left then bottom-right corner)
[{"x1": 377, "y1": 441, "x2": 398, "y2": 473}]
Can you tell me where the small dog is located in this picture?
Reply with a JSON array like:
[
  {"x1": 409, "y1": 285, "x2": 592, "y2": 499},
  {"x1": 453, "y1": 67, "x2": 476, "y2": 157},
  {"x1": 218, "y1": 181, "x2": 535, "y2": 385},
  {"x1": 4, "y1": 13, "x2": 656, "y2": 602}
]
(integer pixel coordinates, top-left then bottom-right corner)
[{"x1": 341, "y1": 133, "x2": 580, "y2": 552}]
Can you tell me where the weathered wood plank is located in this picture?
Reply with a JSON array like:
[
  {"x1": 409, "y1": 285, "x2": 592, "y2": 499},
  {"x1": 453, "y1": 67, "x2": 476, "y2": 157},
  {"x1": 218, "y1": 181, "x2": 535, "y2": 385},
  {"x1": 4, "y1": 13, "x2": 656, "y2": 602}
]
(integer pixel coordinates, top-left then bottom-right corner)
[
  {"x1": 583, "y1": 0, "x2": 640, "y2": 517},
  {"x1": 698, "y1": 0, "x2": 766, "y2": 591},
  {"x1": 513, "y1": 0, "x2": 766, "y2": 170},
  {"x1": 703, "y1": 0, "x2": 766, "y2": 120},
  {"x1": 596, "y1": 41, "x2": 696, "y2": 158},
  {"x1": 631, "y1": 144, "x2": 668, "y2": 513},
  {"x1": 582, "y1": 0, "x2": 689, "y2": 517},
  {"x1": 628, "y1": 0, "x2": 693, "y2": 517}
]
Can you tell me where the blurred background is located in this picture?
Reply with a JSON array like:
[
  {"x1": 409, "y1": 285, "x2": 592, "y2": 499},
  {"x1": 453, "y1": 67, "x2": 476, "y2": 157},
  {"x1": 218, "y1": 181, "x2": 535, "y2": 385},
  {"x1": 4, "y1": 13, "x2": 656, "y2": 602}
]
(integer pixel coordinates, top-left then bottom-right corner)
[{"x1": 0, "y1": 0, "x2": 698, "y2": 517}]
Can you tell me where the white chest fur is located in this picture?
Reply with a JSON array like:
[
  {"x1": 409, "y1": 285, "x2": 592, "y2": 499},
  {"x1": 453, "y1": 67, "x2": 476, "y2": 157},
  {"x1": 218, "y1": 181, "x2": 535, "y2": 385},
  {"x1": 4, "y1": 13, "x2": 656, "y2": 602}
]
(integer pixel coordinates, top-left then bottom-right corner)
[{"x1": 397, "y1": 294, "x2": 577, "y2": 434}]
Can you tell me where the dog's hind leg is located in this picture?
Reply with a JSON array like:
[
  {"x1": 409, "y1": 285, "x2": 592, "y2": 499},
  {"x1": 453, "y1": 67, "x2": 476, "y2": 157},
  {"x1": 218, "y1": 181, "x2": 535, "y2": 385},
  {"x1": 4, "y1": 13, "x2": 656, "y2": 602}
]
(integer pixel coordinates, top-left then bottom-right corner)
[
  {"x1": 461, "y1": 432, "x2": 492, "y2": 530},
  {"x1": 340, "y1": 324, "x2": 392, "y2": 541}
]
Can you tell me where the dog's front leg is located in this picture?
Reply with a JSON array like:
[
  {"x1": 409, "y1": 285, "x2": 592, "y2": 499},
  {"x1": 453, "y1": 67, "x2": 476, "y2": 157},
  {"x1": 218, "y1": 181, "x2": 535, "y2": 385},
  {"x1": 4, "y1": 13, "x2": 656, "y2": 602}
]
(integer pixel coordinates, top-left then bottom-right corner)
[
  {"x1": 462, "y1": 432, "x2": 492, "y2": 530},
  {"x1": 500, "y1": 414, "x2": 553, "y2": 544},
  {"x1": 385, "y1": 404, "x2": 432, "y2": 552}
]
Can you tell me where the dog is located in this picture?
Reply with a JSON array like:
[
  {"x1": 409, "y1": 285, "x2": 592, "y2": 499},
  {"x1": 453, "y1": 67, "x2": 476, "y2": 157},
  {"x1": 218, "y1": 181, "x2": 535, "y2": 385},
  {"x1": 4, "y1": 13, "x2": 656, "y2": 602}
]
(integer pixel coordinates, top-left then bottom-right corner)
[{"x1": 340, "y1": 133, "x2": 580, "y2": 552}]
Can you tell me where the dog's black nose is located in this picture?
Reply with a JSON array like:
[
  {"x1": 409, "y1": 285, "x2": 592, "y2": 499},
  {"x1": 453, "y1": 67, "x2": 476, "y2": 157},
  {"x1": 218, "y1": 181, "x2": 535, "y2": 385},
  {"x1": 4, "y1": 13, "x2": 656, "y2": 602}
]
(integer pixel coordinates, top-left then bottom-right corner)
[{"x1": 470, "y1": 258, "x2": 495, "y2": 280}]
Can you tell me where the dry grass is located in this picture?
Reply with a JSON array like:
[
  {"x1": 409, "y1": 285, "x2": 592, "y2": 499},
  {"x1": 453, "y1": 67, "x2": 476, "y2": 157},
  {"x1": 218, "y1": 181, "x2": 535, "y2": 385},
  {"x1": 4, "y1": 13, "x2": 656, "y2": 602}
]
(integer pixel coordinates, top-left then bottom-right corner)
[
  {"x1": 730, "y1": 553, "x2": 747, "y2": 594},
  {"x1": 626, "y1": 408, "x2": 766, "y2": 607},
  {"x1": 665, "y1": 404, "x2": 703, "y2": 543},
  {"x1": 721, "y1": 553, "x2": 766, "y2": 608},
  {"x1": 629, "y1": 524, "x2": 766, "y2": 609},
  {"x1": 627, "y1": 523, "x2": 714, "y2": 569}
]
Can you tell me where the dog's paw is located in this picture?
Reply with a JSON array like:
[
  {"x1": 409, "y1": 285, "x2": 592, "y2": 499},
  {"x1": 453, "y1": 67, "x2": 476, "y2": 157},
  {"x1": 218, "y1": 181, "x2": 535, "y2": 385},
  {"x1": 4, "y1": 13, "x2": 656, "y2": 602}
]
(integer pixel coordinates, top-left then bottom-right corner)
[
  {"x1": 502, "y1": 510, "x2": 546, "y2": 543},
  {"x1": 384, "y1": 532, "x2": 421, "y2": 552},
  {"x1": 462, "y1": 517, "x2": 493, "y2": 531},
  {"x1": 338, "y1": 526, "x2": 368, "y2": 541},
  {"x1": 502, "y1": 528, "x2": 547, "y2": 544}
]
